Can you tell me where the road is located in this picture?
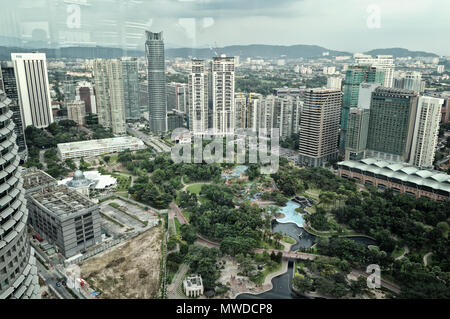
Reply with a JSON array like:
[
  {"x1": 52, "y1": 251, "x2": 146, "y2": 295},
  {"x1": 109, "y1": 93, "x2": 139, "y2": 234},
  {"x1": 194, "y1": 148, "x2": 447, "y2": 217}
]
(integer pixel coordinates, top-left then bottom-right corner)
[
  {"x1": 39, "y1": 150, "x2": 48, "y2": 170},
  {"x1": 127, "y1": 127, "x2": 171, "y2": 153},
  {"x1": 36, "y1": 259, "x2": 75, "y2": 299}
]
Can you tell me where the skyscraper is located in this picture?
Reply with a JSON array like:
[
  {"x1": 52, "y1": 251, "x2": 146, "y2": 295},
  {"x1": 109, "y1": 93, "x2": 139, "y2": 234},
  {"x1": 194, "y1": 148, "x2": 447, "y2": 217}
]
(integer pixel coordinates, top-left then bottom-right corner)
[
  {"x1": 0, "y1": 61, "x2": 28, "y2": 161},
  {"x1": 410, "y1": 96, "x2": 444, "y2": 168},
  {"x1": 344, "y1": 82, "x2": 380, "y2": 160},
  {"x1": 122, "y1": 57, "x2": 140, "y2": 120},
  {"x1": 212, "y1": 56, "x2": 235, "y2": 136},
  {"x1": 0, "y1": 90, "x2": 40, "y2": 299},
  {"x1": 366, "y1": 88, "x2": 419, "y2": 162},
  {"x1": 11, "y1": 53, "x2": 54, "y2": 128},
  {"x1": 340, "y1": 65, "x2": 384, "y2": 152},
  {"x1": 167, "y1": 83, "x2": 189, "y2": 114},
  {"x1": 92, "y1": 59, "x2": 126, "y2": 135},
  {"x1": 145, "y1": 31, "x2": 167, "y2": 134},
  {"x1": 298, "y1": 89, "x2": 342, "y2": 167},
  {"x1": 188, "y1": 60, "x2": 208, "y2": 135},
  {"x1": 354, "y1": 54, "x2": 395, "y2": 88}
]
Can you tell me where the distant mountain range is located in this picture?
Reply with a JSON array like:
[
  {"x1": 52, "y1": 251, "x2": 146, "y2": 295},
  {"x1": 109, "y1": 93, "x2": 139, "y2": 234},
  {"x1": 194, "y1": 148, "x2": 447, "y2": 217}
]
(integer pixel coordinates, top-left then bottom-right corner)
[
  {"x1": 0, "y1": 43, "x2": 440, "y2": 61},
  {"x1": 364, "y1": 47, "x2": 438, "y2": 58}
]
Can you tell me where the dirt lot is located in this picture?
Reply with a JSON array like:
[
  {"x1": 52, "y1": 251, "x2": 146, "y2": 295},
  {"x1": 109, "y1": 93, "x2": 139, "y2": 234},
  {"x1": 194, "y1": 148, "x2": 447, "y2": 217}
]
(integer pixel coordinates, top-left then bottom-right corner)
[{"x1": 80, "y1": 225, "x2": 163, "y2": 299}]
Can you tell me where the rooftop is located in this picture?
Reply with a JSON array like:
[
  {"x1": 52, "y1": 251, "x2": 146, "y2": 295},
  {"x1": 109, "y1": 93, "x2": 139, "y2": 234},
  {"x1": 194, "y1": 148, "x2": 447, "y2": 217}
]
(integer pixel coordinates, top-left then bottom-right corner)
[
  {"x1": 30, "y1": 185, "x2": 97, "y2": 219},
  {"x1": 22, "y1": 168, "x2": 57, "y2": 192},
  {"x1": 57, "y1": 136, "x2": 144, "y2": 153},
  {"x1": 338, "y1": 158, "x2": 450, "y2": 193}
]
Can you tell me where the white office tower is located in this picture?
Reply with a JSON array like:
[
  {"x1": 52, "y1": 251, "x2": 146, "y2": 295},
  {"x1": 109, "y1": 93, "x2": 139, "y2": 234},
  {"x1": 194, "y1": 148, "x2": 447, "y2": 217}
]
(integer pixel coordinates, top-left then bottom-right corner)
[
  {"x1": 327, "y1": 77, "x2": 342, "y2": 90},
  {"x1": 298, "y1": 89, "x2": 342, "y2": 167},
  {"x1": 67, "y1": 100, "x2": 86, "y2": 125},
  {"x1": 93, "y1": 59, "x2": 126, "y2": 135},
  {"x1": 234, "y1": 93, "x2": 247, "y2": 129},
  {"x1": 0, "y1": 91, "x2": 40, "y2": 299},
  {"x1": 212, "y1": 56, "x2": 235, "y2": 136},
  {"x1": 11, "y1": 53, "x2": 54, "y2": 128},
  {"x1": 188, "y1": 60, "x2": 208, "y2": 135},
  {"x1": 410, "y1": 96, "x2": 444, "y2": 168},
  {"x1": 354, "y1": 54, "x2": 395, "y2": 88}
]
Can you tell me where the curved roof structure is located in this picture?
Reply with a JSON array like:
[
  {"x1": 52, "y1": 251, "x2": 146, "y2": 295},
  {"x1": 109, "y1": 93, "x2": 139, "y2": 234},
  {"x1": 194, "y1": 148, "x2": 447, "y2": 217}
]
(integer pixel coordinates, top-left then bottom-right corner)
[{"x1": 338, "y1": 158, "x2": 450, "y2": 194}]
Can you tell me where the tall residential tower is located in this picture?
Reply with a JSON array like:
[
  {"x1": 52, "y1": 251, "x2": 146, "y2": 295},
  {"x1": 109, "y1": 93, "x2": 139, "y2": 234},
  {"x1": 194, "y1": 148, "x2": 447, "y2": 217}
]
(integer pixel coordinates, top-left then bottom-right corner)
[{"x1": 145, "y1": 31, "x2": 167, "y2": 134}]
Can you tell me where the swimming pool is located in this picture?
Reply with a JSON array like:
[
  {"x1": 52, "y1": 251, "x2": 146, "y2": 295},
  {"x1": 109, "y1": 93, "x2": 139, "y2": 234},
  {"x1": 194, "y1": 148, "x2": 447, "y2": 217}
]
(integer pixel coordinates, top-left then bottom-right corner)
[{"x1": 275, "y1": 201, "x2": 304, "y2": 228}]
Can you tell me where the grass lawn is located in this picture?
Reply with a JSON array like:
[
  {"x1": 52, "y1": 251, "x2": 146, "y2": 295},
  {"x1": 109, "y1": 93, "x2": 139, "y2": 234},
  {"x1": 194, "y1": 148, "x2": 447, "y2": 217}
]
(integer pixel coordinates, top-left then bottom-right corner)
[
  {"x1": 391, "y1": 246, "x2": 405, "y2": 259},
  {"x1": 255, "y1": 261, "x2": 282, "y2": 286},
  {"x1": 112, "y1": 174, "x2": 132, "y2": 191},
  {"x1": 182, "y1": 211, "x2": 191, "y2": 222},
  {"x1": 174, "y1": 218, "x2": 181, "y2": 234},
  {"x1": 282, "y1": 236, "x2": 296, "y2": 244},
  {"x1": 186, "y1": 183, "x2": 204, "y2": 194}
]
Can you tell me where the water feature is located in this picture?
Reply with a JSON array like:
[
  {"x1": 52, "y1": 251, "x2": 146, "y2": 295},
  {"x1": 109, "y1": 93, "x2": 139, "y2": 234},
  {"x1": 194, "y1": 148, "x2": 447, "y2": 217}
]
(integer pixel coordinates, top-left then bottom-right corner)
[
  {"x1": 275, "y1": 201, "x2": 304, "y2": 228},
  {"x1": 221, "y1": 165, "x2": 248, "y2": 179},
  {"x1": 236, "y1": 261, "x2": 307, "y2": 299}
]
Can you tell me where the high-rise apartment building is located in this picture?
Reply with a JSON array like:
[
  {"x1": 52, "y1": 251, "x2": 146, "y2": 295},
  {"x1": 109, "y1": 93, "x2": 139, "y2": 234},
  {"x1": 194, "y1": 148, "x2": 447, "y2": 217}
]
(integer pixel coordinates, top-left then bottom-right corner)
[
  {"x1": 271, "y1": 96, "x2": 301, "y2": 140},
  {"x1": 298, "y1": 89, "x2": 342, "y2": 167},
  {"x1": 0, "y1": 91, "x2": 40, "y2": 299},
  {"x1": 0, "y1": 61, "x2": 28, "y2": 161},
  {"x1": 67, "y1": 100, "x2": 86, "y2": 125},
  {"x1": 234, "y1": 93, "x2": 247, "y2": 130},
  {"x1": 145, "y1": 31, "x2": 167, "y2": 134},
  {"x1": 76, "y1": 81, "x2": 96, "y2": 114},
  {"x1": 354, "y1": 54, "x2": 395, "y2": 88},
  {"x1": 326, "y1": 77, "x2": 342, "y2": 90},
  {"x1": 394, "y1": 71, "x2": 425, "y2": 93},
  {"x1": 211, "y1": 56, "x2": 235, "y2": 136},
  {"x1": 11, "y1": 53, "x2": 54, "y2": 128},
  {"x1": 246, "y1": 93, "x2": 263, "y2": 133},
  {"x1": 122, "y1": 57, "x2": 140, "y2": 120},
  {"x1": 410, "y1": 96, "x2": 444, "y2": 168},
  {"x1": 366, "y1": 88, "x2": 418, "y2": 162},
  {"x1": 167, "y1": 83, "x2": 189, "y2": 114},
  {"x1": 92, "y1": 59, "x2": 126, "y2": 135},
  {"x1": 188, "y1": 60, "x2": 208, "y2": 135}
]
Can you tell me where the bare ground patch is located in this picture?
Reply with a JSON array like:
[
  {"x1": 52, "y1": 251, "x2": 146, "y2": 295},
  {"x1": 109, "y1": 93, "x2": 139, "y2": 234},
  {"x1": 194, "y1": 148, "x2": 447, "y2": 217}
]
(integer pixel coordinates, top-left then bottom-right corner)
[{"x1": 80, "y1": 226, "x2": 163, "y2": 299}]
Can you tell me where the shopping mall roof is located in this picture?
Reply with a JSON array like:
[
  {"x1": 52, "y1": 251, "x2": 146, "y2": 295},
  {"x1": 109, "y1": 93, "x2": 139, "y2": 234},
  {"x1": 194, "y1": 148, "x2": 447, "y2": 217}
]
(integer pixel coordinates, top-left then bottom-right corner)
[{"x1": 338, "y1": 158, "x2": 450, "y2": 193}]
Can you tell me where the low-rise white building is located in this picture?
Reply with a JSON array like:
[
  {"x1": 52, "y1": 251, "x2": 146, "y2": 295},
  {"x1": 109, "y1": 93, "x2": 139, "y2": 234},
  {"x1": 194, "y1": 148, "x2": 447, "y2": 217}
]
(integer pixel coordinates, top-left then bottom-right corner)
[
  {"x1": 183, "y1": 275, "x2": 204, "y2": 297},
  {"x1": 58, "y1": 170, "x2": 117, "y2": 196},
  {"x1": 57, "y1": 136, "x2": 145, "y2": 159}
]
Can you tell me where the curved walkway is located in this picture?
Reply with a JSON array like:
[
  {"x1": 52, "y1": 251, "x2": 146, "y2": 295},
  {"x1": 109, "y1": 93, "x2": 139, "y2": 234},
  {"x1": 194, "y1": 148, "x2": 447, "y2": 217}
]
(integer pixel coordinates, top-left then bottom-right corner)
[
  {"x1": 395, "y1": 246, "x2": 409, "y2": 260},
  {"x1": 423, "y1": 252, "x2": 432, "y2": 266}
]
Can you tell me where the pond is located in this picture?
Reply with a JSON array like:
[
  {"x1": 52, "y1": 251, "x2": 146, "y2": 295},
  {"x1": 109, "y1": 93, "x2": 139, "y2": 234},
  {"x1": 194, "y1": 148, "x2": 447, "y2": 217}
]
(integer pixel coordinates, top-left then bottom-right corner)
[
  {"x1": 275, "y1": 201, "x2": 304, "y2": 228},
  {"x1": 236, "y1": 261, "x2": 308, "y2": 299},
  {"x1": 236, "y1": 222, "x2": 377, "y2": 299}
]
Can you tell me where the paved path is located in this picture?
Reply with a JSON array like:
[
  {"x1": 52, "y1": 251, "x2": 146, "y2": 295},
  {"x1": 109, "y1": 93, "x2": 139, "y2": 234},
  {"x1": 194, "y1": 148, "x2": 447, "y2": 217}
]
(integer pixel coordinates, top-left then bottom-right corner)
[
  {"x1": 395, "y1": 246, "x2": 409, "y2": 260},
  {"x1": 167, "y1": 264, "x2": 189, "y2": 299},
  {"x1": 351, "y1": 270, "x2": 401, "y2": 294},
  {"x1": 423, "y1": 252, "x2": 432, "y2": 266}
]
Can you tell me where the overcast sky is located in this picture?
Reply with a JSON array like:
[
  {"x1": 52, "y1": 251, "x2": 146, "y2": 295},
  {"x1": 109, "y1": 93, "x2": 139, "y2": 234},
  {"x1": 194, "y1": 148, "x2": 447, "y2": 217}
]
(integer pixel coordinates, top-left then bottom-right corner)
[{"x1": 1, "y1": 0, "x2": 449, "y2": 55}]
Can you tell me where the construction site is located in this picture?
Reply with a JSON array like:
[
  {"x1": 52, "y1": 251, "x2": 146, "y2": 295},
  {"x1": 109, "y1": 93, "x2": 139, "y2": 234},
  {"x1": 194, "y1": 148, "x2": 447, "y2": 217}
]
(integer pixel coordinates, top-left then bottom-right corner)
[{"x1": 79, "y1": 225, "x2": 164, "y2": 299}]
